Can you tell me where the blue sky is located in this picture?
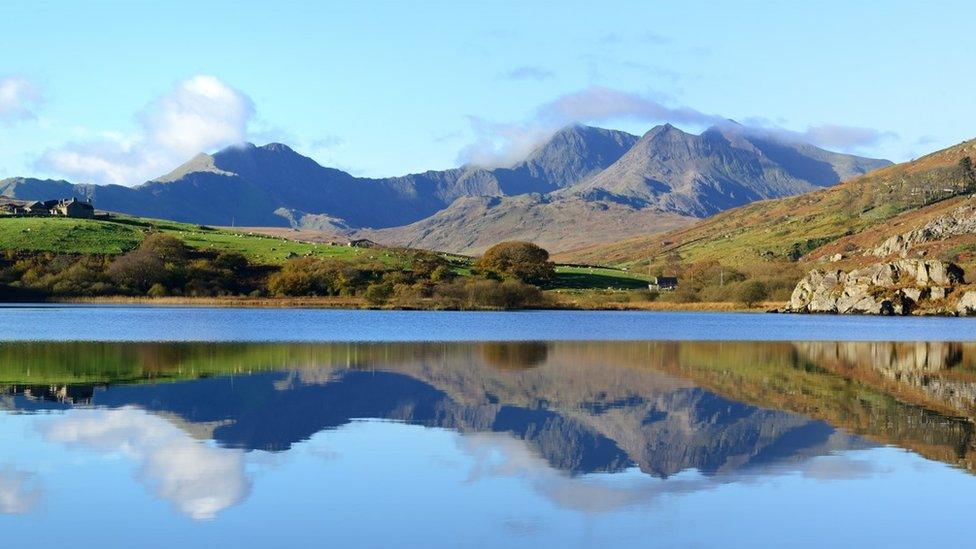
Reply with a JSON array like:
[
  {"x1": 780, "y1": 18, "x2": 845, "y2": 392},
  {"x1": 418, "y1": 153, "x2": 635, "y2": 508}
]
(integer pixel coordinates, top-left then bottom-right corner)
[{"x1": 1, "y1": 0, "x2": 974, "y2": 185}]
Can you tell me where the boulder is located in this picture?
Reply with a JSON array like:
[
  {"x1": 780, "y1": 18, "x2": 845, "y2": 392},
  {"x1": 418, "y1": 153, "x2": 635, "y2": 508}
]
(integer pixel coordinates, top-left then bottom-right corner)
[
  {"x1": 787, "y1": 259, "x2": 963, "y2": 315},
  {"x1": 956, "y1": 291, "x2": 976, "y2": 316},
  {"x1": 902, "y1": 287, "x2": 924, "y2": 303}
]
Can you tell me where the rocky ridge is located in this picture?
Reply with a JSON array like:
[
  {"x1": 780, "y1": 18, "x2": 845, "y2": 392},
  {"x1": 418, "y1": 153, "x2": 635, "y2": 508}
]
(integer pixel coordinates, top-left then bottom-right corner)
[
  {"x1": 871, "y1": 200, "x2": 976, "y2": 258},
  {"x1": 786, "y1": 259, "x2": 967, "y2": 315}
]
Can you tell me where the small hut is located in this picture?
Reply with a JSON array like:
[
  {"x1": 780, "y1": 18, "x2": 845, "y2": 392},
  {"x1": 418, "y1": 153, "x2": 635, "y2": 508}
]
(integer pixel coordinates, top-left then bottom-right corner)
[{"x1": 648, "y1": 276, "x2": 678, "y2": 292}]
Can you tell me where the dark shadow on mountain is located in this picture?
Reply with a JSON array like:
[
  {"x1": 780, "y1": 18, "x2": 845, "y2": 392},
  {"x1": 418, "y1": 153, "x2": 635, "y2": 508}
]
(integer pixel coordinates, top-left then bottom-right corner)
[{"x1": 746, "y1": 138, "x2": 841, "y2": 187}]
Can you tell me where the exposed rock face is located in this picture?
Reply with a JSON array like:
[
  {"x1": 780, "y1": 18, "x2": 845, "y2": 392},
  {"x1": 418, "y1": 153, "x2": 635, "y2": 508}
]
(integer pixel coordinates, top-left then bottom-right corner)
[
  {"x1": 956, "y1": 291, "x2": 976, "y2": 315},
  {"x1": 787, "y1": 259, "x2": 964, "y2": 315},
  {"x1": 871, "y1": 200, "x2": 976, "y2": 258}
]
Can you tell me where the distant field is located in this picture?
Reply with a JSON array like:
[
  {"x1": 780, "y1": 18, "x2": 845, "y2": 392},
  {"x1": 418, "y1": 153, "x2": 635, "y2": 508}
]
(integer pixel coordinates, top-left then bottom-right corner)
[
  {"x1": 0, "y1": 216, "x2": 376, "y2": 265},
  {"x1": 550, "y1": 265, "x2": 650, "y2": 289},
  {"x1": 0, "y1": 215, "x2": 654, "y2": 291},
  {"x1": 0, "y1": 217, "x2": 144, "y2": 254}
]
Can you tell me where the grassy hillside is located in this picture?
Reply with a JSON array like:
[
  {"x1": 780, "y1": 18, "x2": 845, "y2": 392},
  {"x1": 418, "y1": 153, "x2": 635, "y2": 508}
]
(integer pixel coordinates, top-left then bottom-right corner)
[
  {"x1": 0, "y1": 215, "x2": 373, "y2": 265},
  {"x1": 0, "y1": 214, "x2": 653, "y2": 296},
  {"x1": 558, "y1": 138, "x2": 976, "y2": 272}
]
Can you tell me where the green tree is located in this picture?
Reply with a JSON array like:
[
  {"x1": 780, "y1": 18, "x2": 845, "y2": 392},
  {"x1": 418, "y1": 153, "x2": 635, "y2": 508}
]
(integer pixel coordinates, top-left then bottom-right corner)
[
  {"x1": 474, "y1": 241, "x2": 555, "y2": 284},
  {"x1": 787, "y1": 242, "x2": 803, "y2": 262},
  {"x1": 960, "y1": 157, "x2": 976, "y2": 191},
  {"x1": 364, "y1": 282, "x2": 394, "y2": 306},
  {"x1": 139, "y1": 233, "x2": 189, "y2": 265},
  {"x1": 107, "y1": 250, "x2": 165, "y2": 293}
]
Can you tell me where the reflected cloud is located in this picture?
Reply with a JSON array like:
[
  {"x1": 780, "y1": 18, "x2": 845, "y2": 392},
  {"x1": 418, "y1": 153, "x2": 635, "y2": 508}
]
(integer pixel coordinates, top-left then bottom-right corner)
[
  {"x1": 799, "y1": 456, "x2": 879, "y2": 481},
  {"x1": 40, "y1": 407, "x2": 250, "y2": 520},
  {"x1": 459, "y1": 432, "x2": 880, "y2": 514},
  {"x1": 0, "y1": 468, "x2": 41, "y2": 515}
]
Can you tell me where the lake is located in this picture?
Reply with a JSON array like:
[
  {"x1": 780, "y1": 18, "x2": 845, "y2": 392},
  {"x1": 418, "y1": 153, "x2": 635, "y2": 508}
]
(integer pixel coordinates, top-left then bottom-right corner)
[{"x1": 2, "y1": 308, "x2": 976, "y2": 547}]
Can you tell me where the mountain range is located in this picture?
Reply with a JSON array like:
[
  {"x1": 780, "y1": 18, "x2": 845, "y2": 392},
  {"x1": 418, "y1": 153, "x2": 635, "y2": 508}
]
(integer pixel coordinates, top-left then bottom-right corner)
[
  {"x1": 558, "y1": 135, "x2": 976, "y2": 268},
  {"x1": 0, "y1": 123, "x2": 891, "y2": 253}
]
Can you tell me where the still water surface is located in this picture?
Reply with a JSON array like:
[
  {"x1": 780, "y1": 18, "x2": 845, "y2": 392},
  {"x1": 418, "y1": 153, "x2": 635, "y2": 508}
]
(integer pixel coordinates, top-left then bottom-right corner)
[
  {"x1": 2, "y1": 304, "x2": 976, "y2": 341},
  {"x1": 2, "y1": 311, "x2": 976, "y2": 546}
]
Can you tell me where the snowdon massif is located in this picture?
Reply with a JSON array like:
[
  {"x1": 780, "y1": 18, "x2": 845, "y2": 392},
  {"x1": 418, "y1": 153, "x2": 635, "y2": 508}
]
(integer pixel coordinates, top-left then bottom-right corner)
[{"x1": 0, "y1": 124, "x2": 890, "y2": 253}]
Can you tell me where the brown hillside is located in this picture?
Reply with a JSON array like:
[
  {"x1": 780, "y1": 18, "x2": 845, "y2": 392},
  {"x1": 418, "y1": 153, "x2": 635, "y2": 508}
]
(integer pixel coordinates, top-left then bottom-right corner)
[{"x1": 557, "y1": 138, "x2": 976, "y2": 272}]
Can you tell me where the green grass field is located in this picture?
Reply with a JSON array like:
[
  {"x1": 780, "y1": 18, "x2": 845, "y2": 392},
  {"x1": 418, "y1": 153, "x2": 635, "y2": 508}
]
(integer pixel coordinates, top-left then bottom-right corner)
[
  {"x1": 550, "y1": 265, "x2": 650, "y2": 289},
  {"x1": 0, "y1": 217, "x2": 144, "y2": 254},
  {"x1": 0, "y1": 215, "x2": 377, "y2": 264},
  {"x1": 0, "y1": 215, "x2": 648, "y2": 291}
]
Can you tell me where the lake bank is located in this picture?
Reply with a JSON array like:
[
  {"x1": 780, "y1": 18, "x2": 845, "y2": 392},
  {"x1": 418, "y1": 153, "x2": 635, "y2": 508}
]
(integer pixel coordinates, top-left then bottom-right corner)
[{"x1": 45, "y1": 294, "x2": 781, "y2": 312}]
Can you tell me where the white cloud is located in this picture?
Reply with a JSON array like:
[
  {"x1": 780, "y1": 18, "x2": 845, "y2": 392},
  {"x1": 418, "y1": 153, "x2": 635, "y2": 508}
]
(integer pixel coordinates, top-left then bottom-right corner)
[
  {"x1": 459, "y1": 86, "x2": 725, "y2": 167},
  {"x1": 0, "y1": 76, "x2": 42, "y2": 122},
  {"x1": 38, "y1": 75, "x2": 255, "y2": 186},
  {"x1": 458, "y1": 85, "x2": 895, "y2": 166},
  {"x1": 457, "y1": 116, "x2": 556, "y2": 168},
  {"x1": 535, "y1": 86, "x2": 721, "y2": 128},
  {"x1": 794, "y1": 124, "x2": 896, "y2": 151},
  {"x1": 458, "y1": 431, "x2": 879, "y2": 515},
  {"x1": 42, "y1": 407, "x2": 250, "y2": 520},
  {"x1": 0, "y1": 468, "x2": 42, "y2": 515},
  {"x1": 737, "y1": 117, "x2": 897, "y2": 152}
]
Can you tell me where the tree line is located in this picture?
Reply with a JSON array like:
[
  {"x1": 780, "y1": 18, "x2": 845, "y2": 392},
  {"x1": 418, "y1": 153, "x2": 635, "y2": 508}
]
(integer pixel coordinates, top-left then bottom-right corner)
[{"x1": 0, "y1": 236, "x2": 558, "y2": 310}]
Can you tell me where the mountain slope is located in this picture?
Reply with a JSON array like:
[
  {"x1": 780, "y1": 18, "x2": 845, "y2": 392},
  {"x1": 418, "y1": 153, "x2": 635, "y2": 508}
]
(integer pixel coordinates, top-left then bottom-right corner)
[
  {"x1": 357, "y1": 124, "x2": 890, "y2": 253},
  {"x1": 355, "y1": 194, "x2": 694, "y2": 254},
  {"x1": 1, "y1": 123, "x2": 891, "y2": 253},
  {"x1": 564, "y1": 124, "x2": 891, "y2": 217},
  {"x1": 1, "y1": 125, "x2": 640, "y2": 231},
  {"x1": 557, "y1": 138, "x2": 976, "y2": 268}
]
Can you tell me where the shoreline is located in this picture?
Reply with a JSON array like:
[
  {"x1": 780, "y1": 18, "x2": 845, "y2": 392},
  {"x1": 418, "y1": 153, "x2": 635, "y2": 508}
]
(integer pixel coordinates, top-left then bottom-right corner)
[{"x1": 41, "y1": 295, "x2": 782, "y2": 312}]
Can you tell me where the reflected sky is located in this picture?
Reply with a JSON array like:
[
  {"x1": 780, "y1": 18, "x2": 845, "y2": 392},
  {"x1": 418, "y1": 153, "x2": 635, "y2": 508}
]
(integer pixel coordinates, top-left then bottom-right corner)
[{"x1": 2, "y1": 340, "x2": 976, "y2": 546}]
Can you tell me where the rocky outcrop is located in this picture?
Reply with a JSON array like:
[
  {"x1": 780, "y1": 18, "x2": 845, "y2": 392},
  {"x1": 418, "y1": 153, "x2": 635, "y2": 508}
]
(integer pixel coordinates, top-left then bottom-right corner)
[
  {"x1": 787, "y1": 259, "x2": 964, "y2": 315},
  {"x1": 956, "y1": 291, "x2": 976, "y2": 315},
  {"x1": 870, "y1": 201, "x2": 976, "y2": 258}
]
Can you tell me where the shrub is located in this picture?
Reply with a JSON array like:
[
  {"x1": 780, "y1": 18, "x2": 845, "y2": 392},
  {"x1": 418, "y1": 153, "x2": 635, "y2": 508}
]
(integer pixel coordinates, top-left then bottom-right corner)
[
  {"x1": 434, "y1": 278, "x2": 547, "y2": 309},
  {"x1": 147, "y1": 283, "x2": 168, "y2": 297},
  {"x1": 735, "y1": 280, "x2": 769, "y2": 307},
  {"x1": 213, "y1": 251, "x2": 249, "y2": 273},
  {"x1": 364, "y1": 282, "x2": 394, "y2": 306},
  {"x1": 107, "y1": 250, "x2": 166, "y2": 293},
  {"x1": 429, "y1": 264, "x2": 454, "y2": 282},
  {"x1": 474, "y1": 241, "x2": 555, "y2": 284},
  {"x1": 139, "y1": 233, "x2": 189, "y2": 265},
  {"x1": 267, "y1": 257, "x2": 383, "y2": 297}
]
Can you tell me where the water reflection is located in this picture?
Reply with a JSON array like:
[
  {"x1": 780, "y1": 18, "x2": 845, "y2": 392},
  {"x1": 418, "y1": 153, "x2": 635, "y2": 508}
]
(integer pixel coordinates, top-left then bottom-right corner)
[
  {"x1": 2, "y1": 340, "x2": 976, "y2": 523},
  {"x1": 0, "y1": 468, "x2": 41, "y2": 515},
  {"x1": 40, "y1": 407, "x2": 249, "y2": 520}
]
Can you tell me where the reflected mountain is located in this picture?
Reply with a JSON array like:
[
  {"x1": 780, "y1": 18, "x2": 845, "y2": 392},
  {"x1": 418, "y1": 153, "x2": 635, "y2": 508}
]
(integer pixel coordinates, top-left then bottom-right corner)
[{"x1": 4, "y1": 340, "x2": 976, "y2": 477}]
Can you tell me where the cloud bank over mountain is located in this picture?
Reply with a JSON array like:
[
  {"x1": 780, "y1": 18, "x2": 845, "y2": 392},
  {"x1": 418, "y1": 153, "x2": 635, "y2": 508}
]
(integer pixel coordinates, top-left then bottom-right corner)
[
  {"x1": 459, "y1": 86, "x2": 896, "y2": 168},
  {"x1": 38, "y1": 75, "x2": 255, "y2": 185}
]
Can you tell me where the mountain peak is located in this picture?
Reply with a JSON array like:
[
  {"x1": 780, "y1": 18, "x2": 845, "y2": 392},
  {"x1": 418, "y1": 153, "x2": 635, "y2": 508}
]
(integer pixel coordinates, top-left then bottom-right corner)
[
  {"x1": 152, "y1": 152, "x2": 234, "y2": 183},
  {"x1": 260, "y1": 142, "x2": 297, "y2": 154},
  {"x1": 642, "y1": 123, "x2": 688, "y2": 141},
  {"x1": 515, "y1": 125, "x2": 640, "y2": 189}
]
